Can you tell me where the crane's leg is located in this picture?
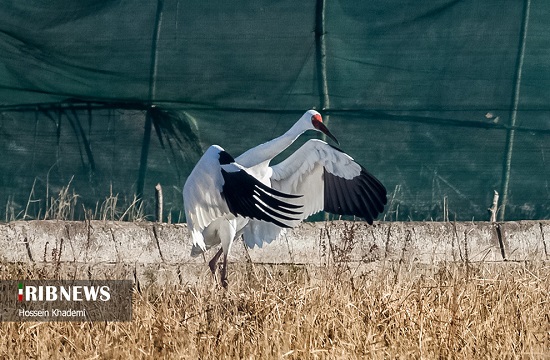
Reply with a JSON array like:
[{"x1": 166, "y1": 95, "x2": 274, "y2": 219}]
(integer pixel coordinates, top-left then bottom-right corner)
[
  {"x1": 208, "y1": 247, "x2": 230, "y2": 288},
  {"x1": 220, "y1": 252, "x2": 230, "y2": 288},
  {"x1": 218, "y1": 219, "x2": 237, "y2": 288},
  {"x1": 208, "y1": 248, "x2": 223, "y2": 275}
]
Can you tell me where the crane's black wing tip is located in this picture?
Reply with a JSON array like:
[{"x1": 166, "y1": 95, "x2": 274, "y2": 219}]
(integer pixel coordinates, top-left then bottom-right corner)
[
  {"x1": 255, "y1": 180, "x2": 302, "y2": 199},
  {"x1": 220, "y1": 167, "x2": 303, "y2": 226},
  {"x1": 323, "y1": 168, "x2": 387, "y2": 223}
]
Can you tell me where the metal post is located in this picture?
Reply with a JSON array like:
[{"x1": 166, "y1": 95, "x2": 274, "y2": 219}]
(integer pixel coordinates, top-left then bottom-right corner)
[
  {"x1": 136, "y1": 0, "x2": 164, "y2": 203},
  {"x1": 315, "y1": 0, "x2": 330, "y2": 117},
  {"x1": 499, "y1": 0, "x2": 531, "y2": 221},
  {"x1": 149, "y1": 0, "x2": 164, "y2": 104},
  {"x1": 316, "y1": 0, "x2": 332, "y2": 221}
]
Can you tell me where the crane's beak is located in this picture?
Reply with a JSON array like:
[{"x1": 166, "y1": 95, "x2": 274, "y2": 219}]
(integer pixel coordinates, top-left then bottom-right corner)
[{"x1": 313, "y1": 118, "x2": 339, "y2": 145}]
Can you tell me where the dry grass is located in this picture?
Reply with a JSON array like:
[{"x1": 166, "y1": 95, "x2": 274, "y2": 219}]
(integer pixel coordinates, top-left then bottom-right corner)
[
  {"x1": 5, "y1": 180, "x2": 148, "y2": 223},
  {"x1": 0, "y1": 261, "x2": 548, "y2": 359}
]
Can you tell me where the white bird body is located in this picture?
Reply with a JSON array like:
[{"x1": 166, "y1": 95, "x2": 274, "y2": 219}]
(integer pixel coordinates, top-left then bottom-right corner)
[
  {"x1": 183, "y1": 110, "x2": 387, "y2": 286},
  {"x1": 183, "y1": 145, "x2": 297, "y2": 253}
]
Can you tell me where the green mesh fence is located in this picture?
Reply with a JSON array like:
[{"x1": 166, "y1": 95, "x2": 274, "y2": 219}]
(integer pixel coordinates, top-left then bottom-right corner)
[{"x1": 1, "y1": 0, "x2": 548, "y2": 221}]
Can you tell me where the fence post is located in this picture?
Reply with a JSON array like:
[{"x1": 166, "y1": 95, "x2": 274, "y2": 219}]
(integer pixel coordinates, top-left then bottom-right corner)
[
  {"x1": 155, "y1": 183, "x2": 163, "y2": 223},
  {"x1": 500, "y1": 0, "x2": 531, "y2": 220}
]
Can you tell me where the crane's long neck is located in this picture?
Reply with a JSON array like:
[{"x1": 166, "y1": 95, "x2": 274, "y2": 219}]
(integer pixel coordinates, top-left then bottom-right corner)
[{"x1": 236, "y1": 121, "x2": 305, "y2": 168}]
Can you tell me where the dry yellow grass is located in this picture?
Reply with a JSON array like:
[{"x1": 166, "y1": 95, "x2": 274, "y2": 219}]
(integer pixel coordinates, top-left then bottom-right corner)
[{"x1": 1, "y1": 261, "x2": 548, "y2": 359}]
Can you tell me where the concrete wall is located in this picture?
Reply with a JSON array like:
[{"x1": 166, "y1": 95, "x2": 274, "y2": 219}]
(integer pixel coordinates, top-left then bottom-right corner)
[{"x1": 0, "y1": 220, "x2": 548, "y2": 285}]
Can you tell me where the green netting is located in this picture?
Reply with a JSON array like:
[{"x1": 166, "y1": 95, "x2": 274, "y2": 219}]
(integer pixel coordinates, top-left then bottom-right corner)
[{"x1": 0, "y1": 0, "x2": 548, "y2": 221}]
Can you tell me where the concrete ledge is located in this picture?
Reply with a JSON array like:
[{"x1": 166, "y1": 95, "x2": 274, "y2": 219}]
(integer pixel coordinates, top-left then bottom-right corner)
[{"x1": 1, "y1": 220, "x2": 548, "y2": 285}]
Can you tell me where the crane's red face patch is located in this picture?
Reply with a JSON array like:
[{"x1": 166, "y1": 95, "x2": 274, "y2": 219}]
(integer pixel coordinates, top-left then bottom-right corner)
[
  {"x1": 311, "y1": 114, "x2": 322, "y2": 123},
  {"x1": 311, "y1": 114, "x2": 324, "y2": 131}
]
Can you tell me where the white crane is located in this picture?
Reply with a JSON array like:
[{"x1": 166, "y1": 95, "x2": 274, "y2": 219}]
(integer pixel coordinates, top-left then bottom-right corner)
[{"x1": 183, "y1": 110, "x2": 387, "y2": 287}]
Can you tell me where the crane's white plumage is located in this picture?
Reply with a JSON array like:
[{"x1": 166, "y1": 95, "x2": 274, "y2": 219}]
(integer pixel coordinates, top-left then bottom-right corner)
[
  {"x1": 183, "y1": 145, "x2": 229, "y2": 250},
  {"x1": 241, "y1": 139, "x2": 386, "y2": 248},
  {"x1": 183, "y1": 143, "x2": 303, "y2": 286},
  {"x1": 183, "y1": 110, "x2": 387, "y2": 287},
  {"x1": 272, "y1": 139, "x2": 362, "y2": 217}
]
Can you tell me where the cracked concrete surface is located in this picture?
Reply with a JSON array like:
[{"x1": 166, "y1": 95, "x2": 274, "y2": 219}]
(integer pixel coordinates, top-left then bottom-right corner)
[{"x1": 0, "y1": 220, "x2": 548, "y2": 286}]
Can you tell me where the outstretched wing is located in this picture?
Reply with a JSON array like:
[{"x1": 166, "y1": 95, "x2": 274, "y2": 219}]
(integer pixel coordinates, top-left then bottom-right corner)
[
  {"x1": 243, "y1": 139, "x2": 387, "y2": 249},
  {"x1": 183, "y1": 145, "x2": 302, "y2": 250},
  {"x1": 271, "y1": 139, "x2": 387, "y2": 224}
]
